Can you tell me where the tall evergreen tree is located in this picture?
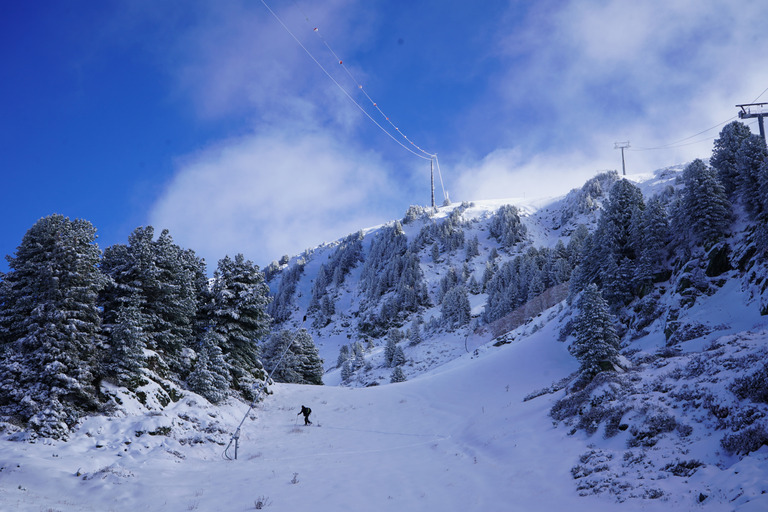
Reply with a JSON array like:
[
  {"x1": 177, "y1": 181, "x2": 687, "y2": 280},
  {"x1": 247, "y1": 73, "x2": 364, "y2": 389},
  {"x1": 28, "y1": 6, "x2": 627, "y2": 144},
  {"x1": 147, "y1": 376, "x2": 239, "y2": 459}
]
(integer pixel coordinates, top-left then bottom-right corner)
[
  {"x1": 489, "y1": 204, "x2": 527, "y2": 250},
  {"x1": 711, "y1": 121, "x2": 753, "y2": 197},
  {"x1": 735, "y1": 134, "x2": 768, "y2": 219},
  {"x1": 187, "y1": 329, "x2": 230, "y2": 404},
  {"x1": 676, "y1": 159, "x2": 731, "y2": 248},
  {"x1": 600, "y1": 178, "x2": 645, "y2": 262},
  {"x1": 107, "y1": 296, "x2": 147, "y2": 386},
  {"x1": 207, "y1": 254, "x2": 272, "y2": 393},
  {"x1": 570, "y1": 284, "x2": 621, "y2": 377},
  {"x1": 441, "y1": 285, "x2": 471, "y2": 329},
  {"x1": 262, "y1": 329, "x2": 323, "y2": 385},
  {"x1": 100, "y1": 227, "x2": 201, "y2": 376},
  {"x1": 0, "y1": 215, "x2": 107, "y2": 438}
]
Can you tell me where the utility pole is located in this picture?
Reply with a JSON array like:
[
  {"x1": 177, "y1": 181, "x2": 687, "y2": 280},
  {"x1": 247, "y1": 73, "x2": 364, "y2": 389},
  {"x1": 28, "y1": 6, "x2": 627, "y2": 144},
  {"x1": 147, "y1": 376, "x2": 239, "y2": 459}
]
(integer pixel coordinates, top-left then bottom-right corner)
[
  {"x1": 737, "y1": 102, "x2": 768, "y2": 143},
  {"x1": 430, "y1": 158, "x2": 435, "y2": 208},
  {"x1": 614, "y1": 141, "x2": 630, "y2": 176}
]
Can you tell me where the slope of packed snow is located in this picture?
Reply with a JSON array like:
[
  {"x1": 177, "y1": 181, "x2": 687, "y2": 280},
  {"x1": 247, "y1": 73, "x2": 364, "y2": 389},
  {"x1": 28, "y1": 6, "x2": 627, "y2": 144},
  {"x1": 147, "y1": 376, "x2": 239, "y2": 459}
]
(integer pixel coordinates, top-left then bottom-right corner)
[
  {"x1": 2, "y1": 283, "x2": 767, "y2": 510},
  {"x1": 0, "y1": 309, "x2": 671, "y2": 512}
]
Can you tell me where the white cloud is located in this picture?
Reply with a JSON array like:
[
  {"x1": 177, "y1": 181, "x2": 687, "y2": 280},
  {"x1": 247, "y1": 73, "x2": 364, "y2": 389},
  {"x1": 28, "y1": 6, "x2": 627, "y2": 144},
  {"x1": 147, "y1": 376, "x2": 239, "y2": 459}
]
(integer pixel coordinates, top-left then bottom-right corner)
[
  {"x1": 149, "y1": 127, "x2": 396, "y2": 267},
  {"x1": 145, "y1": 0, "x2": 768, "y2": 267},
  {"x1": 450, "y1": 0, "x2": 768, "y2": 202}
]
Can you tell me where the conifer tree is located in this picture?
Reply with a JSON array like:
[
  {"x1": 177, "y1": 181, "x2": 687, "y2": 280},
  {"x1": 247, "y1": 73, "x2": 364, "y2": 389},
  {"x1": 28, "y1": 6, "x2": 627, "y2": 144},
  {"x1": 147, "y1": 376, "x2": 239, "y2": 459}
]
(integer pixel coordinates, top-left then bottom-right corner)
[
  {"x1": 390, "y1": 366, "x2": 406, "y2": 383},
  {"x1": 262, "y1": 329, "x2": 322, "y2": 385},
  {"x1": 489, "y1": 205, "x2": 527, "y2": 250},
  {"x1": 341, "y1": 360, "x2": 354, "y2": 382},
  {"x1": 207, "y1": 254, "x2": 272, "y2": 393},
  {"x1": 391, "y1": 345, "x2": 406, "y2": 367},
  {"x1": 676, "y1": 159, "x2": 731, "y2": 248},
  {"x1": 736, "y1": 134, "x2": 768, "y2": 219},
  {"x1": 0, "y1": 215, "x2": 107, "y2": 437},
  {"x1": 107, "y1": 297, "x2": 147, "y2": 386},
  {"x1": 337, "y1": 344, "x2": 350, "y2": 368},
  {"x1": 636, "y1": 196, "x2": 671, "y2": 286},
  {"x1": 188, "y1": 329, "x2": 230, "y2": 404},
  {"x1": 100, "y1": 227, "x2": 202, "y2": 377},
  {"x1": 711, "y1": 121, "x2": 753, "y2": 197},
  {"x1": 384, "y1": 337, "x2": 397, "y2": 367},
  {"x1": 570, "y1": 284, "x2": 621, "y2": 377},
  {"x1": 441, "y1": 286, "x2": 471, "y2": 329}
]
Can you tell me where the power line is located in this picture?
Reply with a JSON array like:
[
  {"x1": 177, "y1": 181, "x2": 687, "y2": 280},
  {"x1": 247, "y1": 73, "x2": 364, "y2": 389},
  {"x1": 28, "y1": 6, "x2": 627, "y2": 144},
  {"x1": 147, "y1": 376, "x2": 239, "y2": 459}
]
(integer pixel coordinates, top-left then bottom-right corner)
[
  {"x1": 259, "y1": 0, "x2": 449, "y2": 206},
  {"x1": 258, "y1": 0, "x2": 432, "y2": 162}
]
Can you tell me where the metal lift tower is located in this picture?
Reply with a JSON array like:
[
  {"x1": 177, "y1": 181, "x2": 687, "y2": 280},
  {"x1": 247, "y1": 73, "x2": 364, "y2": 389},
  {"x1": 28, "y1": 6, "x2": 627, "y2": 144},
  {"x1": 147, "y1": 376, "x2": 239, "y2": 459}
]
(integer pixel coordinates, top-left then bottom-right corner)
[
  {"x1": 614, "y1": 141, "x2": 630, "y2": 176},
  {"x1": 737, "y1": 102, "x2": 768, "y2": 143}
]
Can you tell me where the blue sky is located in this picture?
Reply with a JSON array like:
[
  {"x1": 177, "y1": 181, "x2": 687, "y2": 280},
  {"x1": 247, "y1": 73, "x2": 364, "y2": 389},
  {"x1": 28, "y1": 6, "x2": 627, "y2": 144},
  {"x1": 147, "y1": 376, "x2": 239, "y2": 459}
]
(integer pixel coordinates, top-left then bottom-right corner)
[{"x1": 3, "y1": 0, "x2": 768, "y2": 272}]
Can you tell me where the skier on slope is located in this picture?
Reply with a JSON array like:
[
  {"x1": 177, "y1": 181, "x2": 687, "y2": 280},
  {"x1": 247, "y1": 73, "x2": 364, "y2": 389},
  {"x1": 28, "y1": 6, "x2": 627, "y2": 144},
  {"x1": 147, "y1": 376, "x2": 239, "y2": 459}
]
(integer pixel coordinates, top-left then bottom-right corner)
[{"x1": 298, "y1": 405, "x2": 312, "y2": 425}]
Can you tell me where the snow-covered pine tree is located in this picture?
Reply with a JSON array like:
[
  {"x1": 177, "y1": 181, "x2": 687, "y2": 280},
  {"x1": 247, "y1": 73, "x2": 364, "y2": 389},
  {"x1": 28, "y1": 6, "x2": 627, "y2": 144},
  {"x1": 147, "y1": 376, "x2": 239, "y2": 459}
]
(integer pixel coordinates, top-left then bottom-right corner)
[
  {"x1": 106, "y1": 295, "x2": 147, "y2": 387},
  {"x1": 341, "y1": 360, "x2": 353, "y2": 382},
  {"x1": 431, "y1": 242, "x2": 441, "y2": 263},
  {"x1": 261, "y1": 329, "x2": 323, "y2": 385},
  {"x1": 574, "y1": 178, "x2": 644, "y2": 304},
  {"x1": 150, "y1": 229, "x2": 199, "y2": 368},
  {"x1": 735, "y1": 134, "x2": 768, "y2": 220},
  {"x1": 437, "y1": 267, "x2": 460, "y2": 304},
  {"x1": 391, "y1": 345, "x2": 406, "y2": 367},
  {"x1": 468, "y1": 274, "x2": 482, "y2": 295},
  {"x1": 100, "y1": 227, "x2": 202, "y2": 378},
  {"x1": 408, "y1": 320, "x2": 423, "y2": 345},
  {"x1": 441, "y1": 285, "x2": 471, "y2": 329},
  {"x1": 187, "y1": 329, "x2": 230, "y2": 404},
  {"x1": 570, "y1": 284, "x2": 621, "y2": 378},
  {"x1": 337, "y1": 344, "x2": 350, "y2": 368},
  {"x1": 390, "y1": 366, "x2": 406, "y2": 383},
  {"x1": 293, "y1": 329, "x2": 323, "y2": 385},
  {"x1": 675, "y1": 159, "x2": 731, "y2": 248},
  {"x1": 465, "y1": 235, "x2": 480, "y2": 261},
  {"x1": 600, "y1": 178, "x2": 645, "y2": 263},
  {"x1": 489, "y1": 204, "x2": 527, "y2": 250},
  {"x1": 711, "y1": 120, "x2": 753, "y2": 197},
  {"x1": 384, "y1": 337, "x2": 397, "y2": 367},
  {"x1": 0, "y1": 215, "x2": 107, "y2": 438},
  {"x1": 207, "y1": 254, "x2": 271, "y2": 395},
  {"x1": 635, "y1": 195, "x2": 671, "y2": 288}
]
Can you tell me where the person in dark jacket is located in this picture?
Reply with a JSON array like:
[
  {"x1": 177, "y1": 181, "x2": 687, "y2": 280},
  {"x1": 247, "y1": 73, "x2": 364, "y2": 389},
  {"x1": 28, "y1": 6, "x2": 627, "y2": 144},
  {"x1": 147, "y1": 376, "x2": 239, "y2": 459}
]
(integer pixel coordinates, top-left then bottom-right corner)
[{"x1": 298, "y1": 405, "x2": 312, "y2": 425}]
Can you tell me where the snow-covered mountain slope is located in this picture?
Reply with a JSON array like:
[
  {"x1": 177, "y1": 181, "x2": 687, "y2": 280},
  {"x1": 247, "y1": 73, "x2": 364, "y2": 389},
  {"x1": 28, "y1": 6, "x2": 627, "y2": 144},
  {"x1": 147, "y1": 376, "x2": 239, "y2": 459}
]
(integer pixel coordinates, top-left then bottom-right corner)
[
  {"x1": 264, "y1": 168, "x2": 621, "y2": 386},
  {"x1": 2, "y1": 279, "x2": 766, "y2": 511},
  {"x1": 4, "y1": 164, "x2": 768, "y2": 510}
]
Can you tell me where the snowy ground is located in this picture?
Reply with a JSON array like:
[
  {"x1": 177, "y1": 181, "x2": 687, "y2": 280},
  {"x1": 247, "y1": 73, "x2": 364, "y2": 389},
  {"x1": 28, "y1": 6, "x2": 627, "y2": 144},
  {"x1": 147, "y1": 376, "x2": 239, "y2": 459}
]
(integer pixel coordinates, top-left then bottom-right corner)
[{"x1": 3, "y1": 305, "x2": 764, "y2": 511}]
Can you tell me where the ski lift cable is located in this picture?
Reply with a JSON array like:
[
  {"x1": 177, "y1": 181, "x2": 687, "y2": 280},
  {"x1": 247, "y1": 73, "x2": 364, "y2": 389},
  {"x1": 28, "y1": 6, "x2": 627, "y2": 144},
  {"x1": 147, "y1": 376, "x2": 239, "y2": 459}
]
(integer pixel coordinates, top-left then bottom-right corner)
[
  {"x1": 627, "y1": 85, "x2": 768, "y2": 152},
  {"x1": 303, "y1": 21, "x2": 437, "y2": 159},
  {"x1": 629, "y1": 115, "x2": 739, "y2": 151},
  {"x1": 751, "y1": 85, "x2": 768, "y2": 103},
  {"x1": 630, "y1": 118, "x2": 760, "y2": 152},
  {"x1": 258, "y1": 0, "x2": 433, "y2": 161}
]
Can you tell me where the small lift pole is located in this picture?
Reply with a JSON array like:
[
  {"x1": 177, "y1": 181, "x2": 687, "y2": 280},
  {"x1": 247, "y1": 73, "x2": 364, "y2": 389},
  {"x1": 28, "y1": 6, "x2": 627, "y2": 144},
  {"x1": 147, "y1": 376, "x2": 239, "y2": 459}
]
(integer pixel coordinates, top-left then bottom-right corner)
[
  {"x1": 614, "y1": 141, "x2": 630, "y2": 176},
  {"x1": 737, "y1": 103, "x2": 768, "y2": 143}
]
